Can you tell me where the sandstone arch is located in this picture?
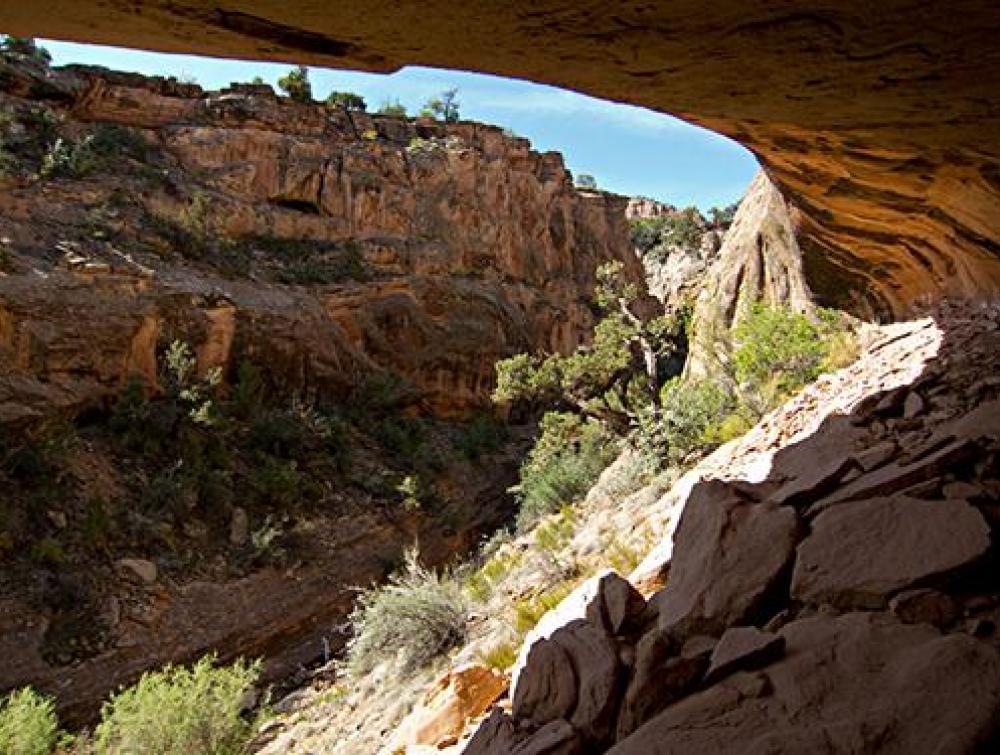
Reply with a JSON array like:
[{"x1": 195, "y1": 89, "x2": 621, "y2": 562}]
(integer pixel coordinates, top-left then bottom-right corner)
[{"x1": 3, "y1": 1, "x2": 1000, "y2": 315}]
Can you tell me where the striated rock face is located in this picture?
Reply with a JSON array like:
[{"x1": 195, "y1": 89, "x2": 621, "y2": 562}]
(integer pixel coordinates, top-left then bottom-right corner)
[
  {"x1": 0, "y1": 62, "x2": 641, "y2": 722},
  {"x1": 684, "y1": 171, "x2": 821, "y2": 377},
  {"x1": 3, "y1": 2, "x2": 1000, "y2": 314},
  {"x1": 0, "y1": 62, "x2": 640, "y2": 422},
  {"x1": 625, "y1": 197, "x2": 676, "y2": 221}
]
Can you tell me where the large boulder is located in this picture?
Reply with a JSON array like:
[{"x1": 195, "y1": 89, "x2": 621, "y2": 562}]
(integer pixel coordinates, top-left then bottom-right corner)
[
  {"x1": 585, "y1": 573, "x2": 648, "y2": 638},
  {"x1": 512, "y1": 619, "x2": 622, "y2": 747},
  {"x1": 650, "y1": 481, "x2": 801, "y2": 637},
  {"x1": 792, "y1": 497, "x2": 991, "y2": 609},
  {"x1": 511, "y1": 639, "x2": 578, "y2": 727},
  {"x1": 615, "y1": 630, "x2": 711, "y2": 740},
  {"x1": 609, "y1": 612, "x2": 1000, "y2": 754}
]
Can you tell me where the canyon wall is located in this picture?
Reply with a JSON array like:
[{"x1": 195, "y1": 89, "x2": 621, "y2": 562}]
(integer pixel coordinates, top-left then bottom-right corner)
[
  {"x1": 0, "y1": 61, "x2": 640, "y2": 423},
  {"x1": 3, "y1": 2, "x2": 1000, "y2": 316},
  {"x1": 0, "y1": 60, "x2": 640, "y2": 721}
]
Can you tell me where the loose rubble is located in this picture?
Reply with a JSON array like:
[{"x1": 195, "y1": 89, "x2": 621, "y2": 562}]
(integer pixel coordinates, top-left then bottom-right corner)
[{"x1": 463, "y1": 303, "x2": 1000, "y2": 753}]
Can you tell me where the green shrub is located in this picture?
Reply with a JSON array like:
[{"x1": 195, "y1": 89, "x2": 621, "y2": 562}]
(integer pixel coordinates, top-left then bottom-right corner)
[
  {"x1": 376, "y1": 415, "x2": 428, "y2": 461},
  {"x1": 347, "y1": 549, "x2": 468, "y2": 675},
  {"x1": 248, "y1": 409, "x2": 309, "y2": 459},
  {"x1": 456, "y1": 414, "x2": 508, "y2": 462},
  {"x1": 40, "y1": 136, "x2": 101, "y2": 179},
  {"x1": 515, "y1": 413, "x2": 617, "y2": 530},
  {"x1": 250, "y1": 455, "x2": 304, "y2": 507},
  {"x1": 0, "y1": 687, "x2": 58, "y2": 755},
  {"x1": 733, "y1": 301, "x2": 827, "y2": 392},
  {"x1": 703, "y1": 408, "x2": 755, "y2": 446},
  {"x1": 0, "y1": 111, "x2": 17, "y2": 178},
  {"x1": 229, "y1": 361, "x2": 265, "y2": 420},
  {"x1": 709, "y1": 203, "x2": 738, "y2": 229},
  {"x1": 110, "y1": 375, "x2": 164, "y2": 455},
  {"x1": 655, "y1": 377, "x2": 735, "y2": 464},
  {"x1": 420, "y1": 89, "x2": 460, "y2": 122},
  {"x1": 629, "y1": 209, "x2": 705, "y2": 258},
  {"x1": 325, "y1": 91, "x2": 366, "y2": 112},
  {"x1": 93, "y1": 654, "x2": 260, "y2": 755},
  {"x1": 88, "y1": 123, "x2": 152, "y2": 164},
  {"x1": 376, "y1": 99, "x2": 407, "y2": 118},
  {"x1": 277, "y1": 65, "x2": 312, "y2": 103},
  {"x1": 0, "y1": 36, "x2": 51, "y2": 66},
  {"x1": 732, "y1": 301, "x2": 856, "y2": 419}
]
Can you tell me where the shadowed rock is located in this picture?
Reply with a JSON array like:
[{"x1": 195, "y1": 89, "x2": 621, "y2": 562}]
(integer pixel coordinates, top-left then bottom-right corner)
[
  {"x1": 609, "y1": 613, "x2": 1000, "y2": 754},
  {"x1": 704, "y1": 626, "x2": 785, "y2": 684},
  {"x1": 792, "y1": 497, "x2": 991, "y2": 609},
  {"x1": 651, "y1": 481, "x2": 801, "y2": 637}
]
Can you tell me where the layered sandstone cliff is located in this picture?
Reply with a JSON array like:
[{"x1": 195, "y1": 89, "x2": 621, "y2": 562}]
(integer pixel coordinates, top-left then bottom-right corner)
[
  {"x1": 0, "y1": 60, "x2": 640, "y2": 721},
  {"x1": 0, "y1": 60, "x2": 640, "y2": 422}
]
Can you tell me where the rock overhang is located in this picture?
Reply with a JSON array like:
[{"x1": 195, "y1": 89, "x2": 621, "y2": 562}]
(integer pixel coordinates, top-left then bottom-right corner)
[{"x1": 4, "y1": 1, "x2": 1000, "y2": 316}]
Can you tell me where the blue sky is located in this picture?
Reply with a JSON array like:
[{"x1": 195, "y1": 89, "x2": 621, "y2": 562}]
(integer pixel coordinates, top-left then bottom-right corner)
[{"x1": 41, "y1": 40, "x2": 759, "y2": 210}]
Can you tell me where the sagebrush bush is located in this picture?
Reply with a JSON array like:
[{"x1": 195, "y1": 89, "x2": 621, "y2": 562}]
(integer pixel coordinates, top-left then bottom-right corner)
[
  {"x1": 732, "y1": 301, "x2": 857, "y2": 419},
  {"x1": 0, "y1": 687, "x2": 58, "y2": 755},
  {"x1": 347, "y1": 549, "x2": 468, "y2": 675},
  {"x1": 515, "y1": 413, "x2": 617, "y2": 530},
  {"x1": 93, "y1": 655, "x2": 260, "y2": 755}
]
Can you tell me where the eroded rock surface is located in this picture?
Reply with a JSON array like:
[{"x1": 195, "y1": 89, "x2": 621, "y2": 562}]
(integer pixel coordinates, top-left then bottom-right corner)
[
  {"x1": 792, "y1": 497, "x2": 991, "y2": 609},
  {"x1": 650, "y1": 481, "x2": 800, "y2": 637},
  {"x1": 5, "y1": 2, "x2": 1000, "y2": 315},
  {"x1": 0, "y1": 62, "x2": 640, "y2": 422}
]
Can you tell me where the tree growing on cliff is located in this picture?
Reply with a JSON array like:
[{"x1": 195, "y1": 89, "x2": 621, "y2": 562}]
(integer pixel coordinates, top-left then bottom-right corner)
[
  {"x1": 277, "y1": 65, "x2": 313, "y2": 103},
  {"x1": 493, "y1": 261, "x2": 684, "y2": 434},
  {"x1": 326, "y1": 91, "x2": 367, "y2": 112},
  {"x1": 377, "y1": 99, "x2": 408, "y2": 118},
  {"x1": 0, "y1": 36, "x2": 51, "y2": 66},
  {"x1": 421, "y1": 88, "x2": 460, "y2": 123},
  {"x1": 709, "y1": 202, "x2": 738, "y2": 229},
  {"x1": 575, "y1": 173, "x2": 598, "y2": 191}
]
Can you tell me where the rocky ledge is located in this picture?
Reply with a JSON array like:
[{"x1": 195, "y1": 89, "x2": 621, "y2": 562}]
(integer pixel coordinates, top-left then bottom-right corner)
[{"x1": 465, "y1": 301, "x2": 1000, "y2": 753}]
